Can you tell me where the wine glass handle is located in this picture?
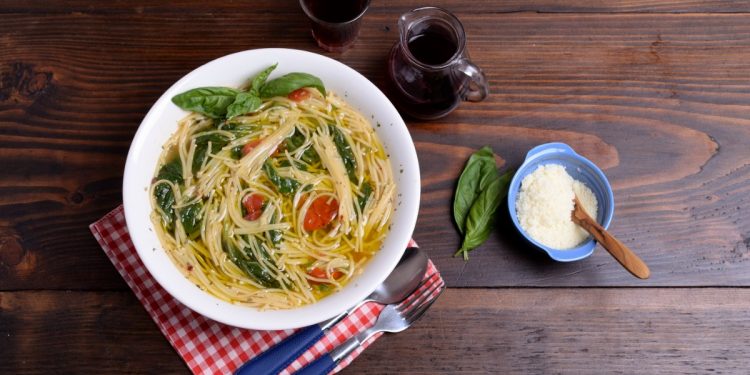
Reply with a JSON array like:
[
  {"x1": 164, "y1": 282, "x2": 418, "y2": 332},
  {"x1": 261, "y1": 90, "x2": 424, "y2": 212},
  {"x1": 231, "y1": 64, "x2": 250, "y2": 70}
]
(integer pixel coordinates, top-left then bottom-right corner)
[{"x1": 456, "y1": 59, "x2": 489, "y2": 102}]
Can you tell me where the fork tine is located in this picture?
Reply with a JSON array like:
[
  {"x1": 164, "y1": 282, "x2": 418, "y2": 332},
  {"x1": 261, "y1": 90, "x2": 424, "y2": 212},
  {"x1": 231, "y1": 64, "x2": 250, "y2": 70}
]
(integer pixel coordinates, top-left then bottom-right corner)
[
  {"x1": 396, "y1": 273, "x2": 441, "y2": 311},
  {"x1": 397, "y1": 276, "x2": 444, "y2": 314},
  {"x1": 403, "y1": 284, "x2": 445, "y2": 324}
]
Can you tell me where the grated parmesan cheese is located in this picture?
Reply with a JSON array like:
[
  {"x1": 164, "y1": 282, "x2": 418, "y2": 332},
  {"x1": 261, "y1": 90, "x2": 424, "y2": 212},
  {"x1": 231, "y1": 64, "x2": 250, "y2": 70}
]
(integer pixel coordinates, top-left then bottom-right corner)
[{"x1": 516, "y1": 164, "x2": 598, "y2": 250}]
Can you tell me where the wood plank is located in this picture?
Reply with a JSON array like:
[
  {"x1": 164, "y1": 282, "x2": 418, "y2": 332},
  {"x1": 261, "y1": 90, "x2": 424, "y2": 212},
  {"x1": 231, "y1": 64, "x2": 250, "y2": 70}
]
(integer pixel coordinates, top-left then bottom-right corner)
[
  {"x1": 0, "y1": 291, "x2": 187, "y2": 374},
  {"x1": 345, "y1": 288, "x2": 750, "y2": 374},
  {"x1": 2, "y1": 288, "x2": 748, "y2": 374},
  {"x1": 2, "y1": 11, "x2": 750, "y2": 288},
  {"x1": 1, "y1": 0, "x2": 749, "y2": 14}
]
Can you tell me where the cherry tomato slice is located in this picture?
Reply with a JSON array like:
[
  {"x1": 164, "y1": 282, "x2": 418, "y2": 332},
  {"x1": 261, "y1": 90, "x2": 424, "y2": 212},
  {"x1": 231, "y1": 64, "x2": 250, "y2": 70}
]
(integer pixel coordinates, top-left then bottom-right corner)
[
  {"x1": 242, "y1": 138, "x2": 280, "y2": 156},
  {"x1": 308, "y1": 267, "x2": 327, "y2": 279},
  {"x1": 288, "y1": 88, "x2": 311, "y2": 102},
  {"x1": 242, "y1": 193, "x2": 265, "y2": 221},
  {"x1": 308, "y1": 267, "x2": 344, "y2": 281},
  {"x1": 303, "y1": 196, "x2": 338, "y2": 232},
  {"x1": 241, "y1": 139, "x2": 263, "y2": 156}
]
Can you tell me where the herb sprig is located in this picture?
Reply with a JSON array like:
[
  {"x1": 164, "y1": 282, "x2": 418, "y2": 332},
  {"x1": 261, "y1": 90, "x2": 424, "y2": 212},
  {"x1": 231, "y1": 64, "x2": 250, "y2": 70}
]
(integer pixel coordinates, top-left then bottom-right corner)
[
  {"x1": 171, "y1": 64, "x2": 325, "y2": 120},
  {"x1": 453, "y1": 146, "x2": 514, "y2": 260}
]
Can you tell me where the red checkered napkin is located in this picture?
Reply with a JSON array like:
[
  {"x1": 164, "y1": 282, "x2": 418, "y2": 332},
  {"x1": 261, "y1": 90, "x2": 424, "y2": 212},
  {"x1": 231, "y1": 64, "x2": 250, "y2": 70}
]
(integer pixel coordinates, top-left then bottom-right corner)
[{"x1": 90, "y1": 205, "x2": 441, "y2": 375}]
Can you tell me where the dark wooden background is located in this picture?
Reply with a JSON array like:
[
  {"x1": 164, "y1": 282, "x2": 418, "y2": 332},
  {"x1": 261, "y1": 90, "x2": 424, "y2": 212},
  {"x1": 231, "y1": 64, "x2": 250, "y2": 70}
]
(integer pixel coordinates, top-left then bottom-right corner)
[{"x1": 2, "y1": 0, "x2": 750, "y2": 373}]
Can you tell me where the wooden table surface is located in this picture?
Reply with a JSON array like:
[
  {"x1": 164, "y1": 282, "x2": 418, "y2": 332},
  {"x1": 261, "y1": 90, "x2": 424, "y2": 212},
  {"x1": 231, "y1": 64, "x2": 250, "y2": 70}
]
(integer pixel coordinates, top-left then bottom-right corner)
[{"x1": 3, "y1": 1, "x2": 750, "y2": 373}]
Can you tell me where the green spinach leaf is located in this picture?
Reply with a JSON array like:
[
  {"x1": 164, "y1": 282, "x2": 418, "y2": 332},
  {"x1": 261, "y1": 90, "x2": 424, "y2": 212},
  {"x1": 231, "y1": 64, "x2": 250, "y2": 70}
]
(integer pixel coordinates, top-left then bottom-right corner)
[
  {"x1": 226, "y1": 92, "x2": 262, "y2": 119},
  {"x1": 223, "y1": 237, "x2": 280, "y2": 288},
  {"x1": 192, "y1": 133, "x2": 230, "y2": 173},
  {"x1": 263, "y1": 161, "x2": 300, "y2": 196},
  {"x1": 453, "y1": 146, "x2": 497, "y2": 234},
  {"x1": 266, "y1": 212, "x2": 283, "y2": 247},
  {"x1": 221, "y1": 122, "x2": 256, "y2": 137},
  {"x1": 278, "y1": 158, "x2": 309, "y2": 171},
  {"x1": 230, "y1": 146, "x2": 243, "y2": 160},
  {"x1": 268, "y1": 229, "x2": 283, "y2": 246},
  {"x1": 178, "y1": 201, "x2": 203, "y2": 238},
  {"x1": 171, "y1": 87, "x2": 240, "y2": 118},
  {"x1": 329, "y1": 124, "x2": 357, "y2": 182},
  {"x1": 285, "y1": 129, "x2": 320, "y2": 165},
  {"x1": 259, "y1": 72, "x2": 326, "y2": 99},
  {"x1": 153, "y1": 159, "x2": 183, "y2": 231},
  {"x1": 154, "y1": 183, "x2": 177, "y2": 231},
  {"x1": 157, "y1": 158, "x2": 184, "y2": 184}
]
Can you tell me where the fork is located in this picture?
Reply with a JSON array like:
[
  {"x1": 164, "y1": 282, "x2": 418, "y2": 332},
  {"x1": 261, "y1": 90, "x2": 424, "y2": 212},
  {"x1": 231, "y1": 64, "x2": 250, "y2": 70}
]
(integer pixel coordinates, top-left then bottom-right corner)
[{"x1": 293, "y1": 273, "x2": 446, "y2": 375}]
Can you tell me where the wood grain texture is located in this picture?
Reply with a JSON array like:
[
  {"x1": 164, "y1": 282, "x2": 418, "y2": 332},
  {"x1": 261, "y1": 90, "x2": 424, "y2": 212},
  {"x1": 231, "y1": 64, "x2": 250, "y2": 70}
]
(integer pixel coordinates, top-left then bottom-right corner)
[
  {"x1": 0, "y1": 291, "x2": 187, "y2": 374},
  {"x1": 2, "y1": 288, "x2": 749, "y2": 374},
  {"x1": 2, "y1": 2, "x2": 750, "y2": 374},
  {"x1": 3, "y1": 7, "x2": 750, "y2": 288},
  {"x1": 345, "y1": 288, "x2": 750, "y2": 374},
  {"x1": 2, "y1": 0, "x2": 749, "y2": 14}
]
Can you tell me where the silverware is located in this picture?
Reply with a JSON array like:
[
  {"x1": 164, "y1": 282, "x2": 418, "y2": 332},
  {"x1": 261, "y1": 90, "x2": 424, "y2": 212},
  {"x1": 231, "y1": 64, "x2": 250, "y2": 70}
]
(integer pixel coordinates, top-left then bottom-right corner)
[
  {"x1": 294, "y1": 273, "x2": 446, "y2": 375},
  {"x1": 234, "y1": 247, "x2": 428, "y2": 375}
]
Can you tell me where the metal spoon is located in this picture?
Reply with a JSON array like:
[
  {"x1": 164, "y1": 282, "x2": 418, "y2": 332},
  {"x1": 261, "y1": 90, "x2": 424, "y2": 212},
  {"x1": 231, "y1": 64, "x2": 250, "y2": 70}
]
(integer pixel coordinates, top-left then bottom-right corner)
[
  {"x1": 234, "y1": 247, "x2": 429, "y2": 375},
  {"x1": 571, "y1": 195, "x2": 650, "y2": 279}
]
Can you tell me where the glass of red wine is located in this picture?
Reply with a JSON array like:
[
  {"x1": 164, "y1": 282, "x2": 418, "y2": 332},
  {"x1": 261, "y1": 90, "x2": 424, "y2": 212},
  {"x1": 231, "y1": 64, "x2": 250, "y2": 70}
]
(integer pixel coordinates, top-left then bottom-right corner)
[
  {"x1": 386, "y1": 7, "x2": 489, "y2": 120},
  {"x1": 299, "y1": 0, "x2": 371, "y2": 52}
]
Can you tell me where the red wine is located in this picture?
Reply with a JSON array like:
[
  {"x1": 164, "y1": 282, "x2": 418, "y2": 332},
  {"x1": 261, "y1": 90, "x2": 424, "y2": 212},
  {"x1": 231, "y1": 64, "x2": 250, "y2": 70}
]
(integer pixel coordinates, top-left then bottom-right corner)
[
  {"x1": 301, "y1": 0, "x2": 369, "y2": 52},
  {"x1": 304, "y1": 0, "x2": 368, "y2": 23},
  {"x1": 407, "y1": 24, "x2": 458, "y2": 66},
  {"x1": 386, "y1": 22, "x2": 467, "y2": 120}
]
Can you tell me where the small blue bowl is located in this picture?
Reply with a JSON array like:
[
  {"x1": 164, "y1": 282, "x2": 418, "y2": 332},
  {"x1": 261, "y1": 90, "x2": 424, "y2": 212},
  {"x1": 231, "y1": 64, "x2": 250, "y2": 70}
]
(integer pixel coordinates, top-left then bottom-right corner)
[{"x1": 507, "y1": 143, "x2": 614, "y2": 262}]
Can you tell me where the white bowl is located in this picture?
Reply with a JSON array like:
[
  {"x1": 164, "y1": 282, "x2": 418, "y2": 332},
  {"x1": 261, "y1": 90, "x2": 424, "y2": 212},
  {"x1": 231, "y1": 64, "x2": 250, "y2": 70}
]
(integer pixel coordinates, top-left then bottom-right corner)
[{"x1": 123, "y1": 49, "x2": 420, "y2": 330}]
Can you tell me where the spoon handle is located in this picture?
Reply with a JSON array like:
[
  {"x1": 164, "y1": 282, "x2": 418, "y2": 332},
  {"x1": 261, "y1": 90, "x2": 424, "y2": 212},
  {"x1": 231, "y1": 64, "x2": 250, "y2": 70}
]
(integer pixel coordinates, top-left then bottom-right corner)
[
  {"x1": 233, "y1": 310, "x2": 348, "y2": 375},
  {"x1": 572, "y1": 200, "x2": 651, "y2": 279},
  {"x1": 233, "y1": 324, "x2": 326, "y2": 375}
]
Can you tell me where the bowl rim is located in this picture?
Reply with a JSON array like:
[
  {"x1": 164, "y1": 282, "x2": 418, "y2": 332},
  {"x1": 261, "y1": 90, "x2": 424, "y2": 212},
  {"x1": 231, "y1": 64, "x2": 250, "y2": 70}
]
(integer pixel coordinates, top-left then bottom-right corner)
[
  {"x1": 507, "y1": 142, "x2": 614, "y2": 262},
  {"x1": 122, "y1": 48, "x2": 420, "y2": 330}
]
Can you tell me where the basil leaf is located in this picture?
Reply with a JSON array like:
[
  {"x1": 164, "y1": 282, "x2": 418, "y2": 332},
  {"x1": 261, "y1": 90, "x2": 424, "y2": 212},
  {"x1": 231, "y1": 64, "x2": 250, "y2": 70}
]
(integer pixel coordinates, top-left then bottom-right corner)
[
  {"x1": 359, "y1": 182, "x2": 373, "y2": 211},
  {"x1": 329, "y1": 124, "x2": 357, "y2": 182},
  {"x1": 171, "y1": 87, "x2": 240, "y2": 118},
  {"x1": 178, "y1": 201, "x2": 203, "y2": 238},
  {"x1": 226, "y1": 92, "x2": 262, "y2": 119},
  {"x1": 455, "y1": 169, "x2": 514, "y2": 260},
  {"x1": 260, "y1": 72, "x2": 326, "y2": 99},
  {"x1": 263, "y1": 161, "x2": 300, "y2": 196},
  {"x1": 250, "y1": 63, "x2": 277, "y2": 95},
  {"x1": 455, "y1": 176, "x2": 501, "y2": 260},
  {"x1": 453, "y1": 146, "x2": 497, "y2": 234}
]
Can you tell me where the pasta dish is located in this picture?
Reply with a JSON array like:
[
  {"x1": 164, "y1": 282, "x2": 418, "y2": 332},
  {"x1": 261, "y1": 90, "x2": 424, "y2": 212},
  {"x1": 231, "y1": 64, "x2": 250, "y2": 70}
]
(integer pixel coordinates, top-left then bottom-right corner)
[{"x1": 150, "y1": 65, "x2": 395, "y2": 309}]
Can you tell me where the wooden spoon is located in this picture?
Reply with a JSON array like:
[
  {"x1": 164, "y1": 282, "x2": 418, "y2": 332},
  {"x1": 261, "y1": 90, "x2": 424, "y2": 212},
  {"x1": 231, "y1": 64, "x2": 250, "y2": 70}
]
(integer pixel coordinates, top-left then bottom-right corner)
[{"x1": 571, "y1": 195, "x2": 651, "y2": 279}]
